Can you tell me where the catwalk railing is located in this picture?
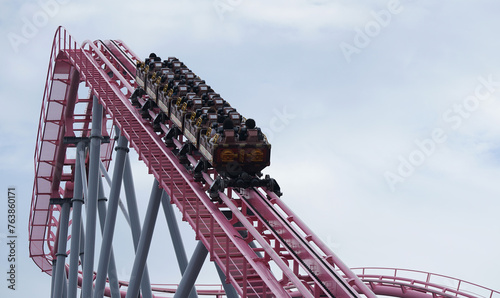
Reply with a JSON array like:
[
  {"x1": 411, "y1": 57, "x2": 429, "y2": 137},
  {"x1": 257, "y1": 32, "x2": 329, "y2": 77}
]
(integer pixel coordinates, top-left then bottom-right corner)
[
  {"x1": 30, "y1": 27, "x2": 115, "y2": 274},
  {"x1": 352, "y1": 267, "x2": 500, "y2": 298}
]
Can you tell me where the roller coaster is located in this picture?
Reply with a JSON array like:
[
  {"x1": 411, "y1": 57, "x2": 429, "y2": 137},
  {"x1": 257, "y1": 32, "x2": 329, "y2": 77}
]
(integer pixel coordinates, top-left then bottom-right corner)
[{"x1": 30, "y1": 27, "x2": 500, "y2": 297}]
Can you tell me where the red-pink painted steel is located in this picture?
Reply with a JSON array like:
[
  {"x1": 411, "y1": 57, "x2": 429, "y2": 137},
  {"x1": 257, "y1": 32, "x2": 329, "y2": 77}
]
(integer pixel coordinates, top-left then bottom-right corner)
[
  {"x1": 30, "y1": 27, "x2": 499, "y2": 298},
  {"x1": 30, "y1": 28, "x2": 115, "y2": 274},
  {"x1": 351, "y1": 268, "x2": 500, "y2": 298}
]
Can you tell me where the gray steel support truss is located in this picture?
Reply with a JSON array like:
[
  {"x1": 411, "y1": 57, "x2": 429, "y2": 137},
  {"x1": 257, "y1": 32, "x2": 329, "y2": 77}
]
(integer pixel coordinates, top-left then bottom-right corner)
[
  {"x1": 52, "y1": 199, "x2": 71, "y2": 298},
  {"x1": 94, "y1": 132, "x2": 129, "y2": 298},
  {"x1": 68, "y1": 141, "x2": 86, "y2": 298},
  {"x1": 215, "y1": 264, "x2": 239, "y2": 298},
  {"x1": 161, "y1": 192, "x2": 198, "y2": 298},
  {"x1": 82, "y1": 95, "x2": 103, "y2": 298},
  {"x1": 125, "y1": 179, "x2": 162, "y2": 298},
  {"x1": 50, "y1": 97, "x2": 246, "y2": 298},
  {"x1": 173, "y1": 241, "x2": 208, "y2": 298},
  {"x1": 94, "y1": 177, "x2": 120, "y2": 298},
  {"x1": 123, "y1": 154, "x2": 153, "y2": 298}
]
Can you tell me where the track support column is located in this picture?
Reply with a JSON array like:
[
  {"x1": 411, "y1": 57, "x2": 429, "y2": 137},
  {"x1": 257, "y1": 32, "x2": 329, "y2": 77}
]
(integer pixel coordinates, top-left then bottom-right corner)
[
  {"x1": 161, "y1": 191, "x2": 198, "y2": 298},
  {"x1": 94, "y1": 177, "x2": 120, "y2": 298},
  {"x1": 50, "y1": 261, "x2": 56, "y2": 298},
  {"x1": 125, "y1": 179, "x2": 162, "y2": 298},
  {"x1": 68, "y1": 141, "x2": 86, "y2": 298},
  {"x1": 215, "y1": 264, "x2": 239, "y2": 298},
  {"x1": 123, "y1": 154, "x2": 153, "y2": 298},
  {"x1": 82, "y1": 95, "x2": 103, "y2": 298},
  {"x1": 173, "y1": 241, "x2": 209, "y2": 298},
  {"x1": 94, "y1": 132, "x2": 128, "y2": 298},
  {"x1": 52, "y1": 199, "x2": 71, "y2": 298}
]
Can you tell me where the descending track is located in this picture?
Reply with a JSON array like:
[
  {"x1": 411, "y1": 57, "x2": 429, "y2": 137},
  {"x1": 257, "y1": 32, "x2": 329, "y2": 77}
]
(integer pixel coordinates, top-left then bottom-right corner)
[{"x1": 30, "y1": 27, "x2": 500, "y2": 298}]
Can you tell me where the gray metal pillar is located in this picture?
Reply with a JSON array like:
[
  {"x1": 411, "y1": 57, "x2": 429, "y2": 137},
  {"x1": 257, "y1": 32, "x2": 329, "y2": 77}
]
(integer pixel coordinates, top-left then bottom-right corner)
[
  {"x1": 125, "y1": 179, "x2": 162, "y2": 298},
  {"x1": 62, "y1": 271, "x2": 68, "y2": 298},
  {"x1": 173, "y1": 241, "x2": 209, "y2": 298},
  {"x1": 94, "y1": 133, "x2": 129, "y2": 298},
  {"x1": 95, "y1": 177, "x2": 120, "y2": 298},
  {"x1": 79, "y1": 147, "x2": 89, "y2": 202},
  {"x1": 99, "y1": 160, "x2": 131, "y2": 226},
  {"x1": 161, "y1": 192, "x2": 198, "y2": 298},
  {"x1": 123, "y1": 155, "x2": 153, "y2": 298},
  {"x1": 53, "y1": 200, "x2": 71, "y2": 298},
  {"x1": 68, "y1": 141, "x2": 85, "y2": 298},
  {"x1": 215, "y1": 263, "x2": 239, "y2": 298},
  {"x1": 82, "y1": 95, "x2": 103, "y2": 298},
  {"x1": 50, "y1": 261, "x2": 56, "y2": 298},
  {"x1": 79, "y1": 220, "x2": 86, "y2": 266},
  {"x1": 77, "y1": 147, "x2": 86, "y2": 269},
  {"x1": 161, "y1": 192, "x2": 189, "y2": 271},
  {"x1": 122, "y1": 155, "x2": 141, "y2": 245}
]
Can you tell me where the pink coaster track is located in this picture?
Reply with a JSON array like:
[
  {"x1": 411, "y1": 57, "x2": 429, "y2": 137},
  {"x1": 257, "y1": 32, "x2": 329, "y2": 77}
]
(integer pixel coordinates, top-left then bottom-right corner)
[
  {"x1": 30, "y1": 27, "x2": 499, "y2": 298},
  {"x1": 351, "y1": 268, "x2": 500, "y2": 298}
]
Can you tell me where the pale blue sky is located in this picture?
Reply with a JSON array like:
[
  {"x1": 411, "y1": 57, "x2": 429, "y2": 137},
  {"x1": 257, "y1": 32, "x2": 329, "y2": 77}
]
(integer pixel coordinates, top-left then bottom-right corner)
[{"x1": 1, "y1": 0, "x2": 499, "y2": 296}]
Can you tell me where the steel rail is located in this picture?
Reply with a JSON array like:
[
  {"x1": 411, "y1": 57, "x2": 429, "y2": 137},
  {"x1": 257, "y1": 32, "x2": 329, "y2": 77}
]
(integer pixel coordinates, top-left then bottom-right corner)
[{"x1": 351, "y1": 267, "x2": 500, "y2": 298}]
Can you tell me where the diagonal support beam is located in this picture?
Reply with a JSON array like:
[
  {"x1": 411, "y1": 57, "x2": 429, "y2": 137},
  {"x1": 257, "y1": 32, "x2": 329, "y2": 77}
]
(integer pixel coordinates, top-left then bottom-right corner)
[
  {"x1": 215, "y1": 264, "x2": 239, "y2": 298},
  {"x1": 99, "y1": 160, "x2": 131, "y2": 226},
  {"x1": 173, "y1": 241, "x2": 208, "y2": 298},
  {"x1": 52, "y1": 199, "x2": 71, "y2": 298},
  {"x1": 94, "y1": 132, "x2": 129, "y2": 297},
  {"x1": 125, "y1": 179, "x2": 162, "y2": 298},
  {"x1": 68, "y1": 141, "x2": 86, "y2": 298},
  {"x1": 123, "y1": 154, "x2": 153, "y2": 298},
  {"x1": 161, "y1": 192, "x2": 198, "y2": 298},
  {"x1": 94, "y1": 177, "x2": 121, "y2": 298}
]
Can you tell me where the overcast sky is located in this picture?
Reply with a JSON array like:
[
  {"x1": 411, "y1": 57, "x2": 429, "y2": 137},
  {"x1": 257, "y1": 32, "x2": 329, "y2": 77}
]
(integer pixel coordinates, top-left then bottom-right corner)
[{"x1": 1, "y1": 0, "x2": 499, "y2": 297}]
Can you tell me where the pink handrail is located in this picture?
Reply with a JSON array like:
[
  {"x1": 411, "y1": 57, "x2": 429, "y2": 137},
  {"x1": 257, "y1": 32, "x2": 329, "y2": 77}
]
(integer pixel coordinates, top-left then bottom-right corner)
[{"x1": 352, "y1": 267, "x2": 500, "y2": 298}]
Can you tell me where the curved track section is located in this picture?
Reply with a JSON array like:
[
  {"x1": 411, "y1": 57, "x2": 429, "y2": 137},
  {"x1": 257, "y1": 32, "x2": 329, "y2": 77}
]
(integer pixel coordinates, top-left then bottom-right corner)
[
  {"x1": 30, "y1": 30, "x2": 116, "y2": 274},
  {"x1": 30, "y1": 27, "x2": 499, "y2": 298},
  {"x1": 352, "y1": 268, "x2": 500, "y2": 298}
]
